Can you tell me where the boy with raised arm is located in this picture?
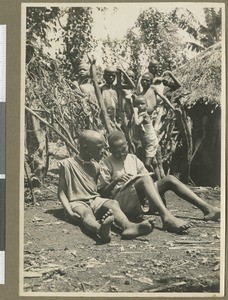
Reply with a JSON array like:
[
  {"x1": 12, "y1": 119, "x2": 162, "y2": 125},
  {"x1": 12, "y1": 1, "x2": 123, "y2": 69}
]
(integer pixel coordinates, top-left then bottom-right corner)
[
  {"x1": 58, "y1": 130, "x2": 153, "y2": 243},
  {"x1": 98, "y1": 131, "x2": 220, "y2": 233}
]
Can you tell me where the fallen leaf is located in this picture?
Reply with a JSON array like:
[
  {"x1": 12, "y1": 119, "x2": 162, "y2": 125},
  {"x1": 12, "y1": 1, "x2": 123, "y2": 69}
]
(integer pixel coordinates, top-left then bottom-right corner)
[
  {"x1": 32, "y1": 217, "x2": 44, "y2": 222},
  {"x1": 213, "y1": 264, "x2": 220, "y2": 271},
  {"x1": 214, "y1": 234, "x2": 220, "y2": 239},
  {"x1": 135, "y1": 276, "x2": 153, "y2": 284},
  {"x1": 120, "y1": 246, "x2": 125, "y2": 252},
  {"x1": 200, "y1": 233, "x2": 208, "y2": 238},
  {"x1": 24, "y1": 271, "x2": 42, "y2": 278},
  {"x1": 70, "y1": 250, "x2": 77, "y2": 257},
  {"x1": 109, "y1": 275, "x2": 125, "y2": 279},
  {"x1": 201, "y1": 257, "x2": 208, "y2": 264}
]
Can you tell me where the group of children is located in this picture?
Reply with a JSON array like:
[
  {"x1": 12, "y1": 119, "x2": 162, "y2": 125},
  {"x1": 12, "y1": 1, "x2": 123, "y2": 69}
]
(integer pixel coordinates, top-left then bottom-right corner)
[
  {"x1": 74, "y1": 59, "x2": 181, "y2": 176},
  {"x1": 58, "y1": 129, "x2": 220, "y2": 243},
  {"x1": 57, "y1": 60, "x2": 220, "y2": 243}
]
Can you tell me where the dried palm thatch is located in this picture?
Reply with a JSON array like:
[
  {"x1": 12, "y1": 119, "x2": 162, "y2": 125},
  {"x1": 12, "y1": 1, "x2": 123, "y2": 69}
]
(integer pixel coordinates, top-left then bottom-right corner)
[
  {"x1": 173, "y1": 42, "x2": 222, "y2": 110},
  {"x1": 26, "y1": 50, "x2": 104, "y2": 143}
]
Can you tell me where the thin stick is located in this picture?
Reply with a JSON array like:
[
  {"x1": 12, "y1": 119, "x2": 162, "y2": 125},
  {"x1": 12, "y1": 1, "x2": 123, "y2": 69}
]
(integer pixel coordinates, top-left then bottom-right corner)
[
  {"x1": 88, "y1": 55, "x2": 112, "y2": 134},
  {"x1": 146, "y1": 281, "x2": 187, "y2": 292},
  {"x1": 24, "y1": 162, "x2": 36, "y2": 205},
  {"x1": 25, "y1": 106, "x2": 78, "y2": 154},
  {"x1": 174, "y1": 240, "x2": 219, "y2": 244},
  {"x1": 169, "y1": 246, "x2": 219, "y2": 250}
]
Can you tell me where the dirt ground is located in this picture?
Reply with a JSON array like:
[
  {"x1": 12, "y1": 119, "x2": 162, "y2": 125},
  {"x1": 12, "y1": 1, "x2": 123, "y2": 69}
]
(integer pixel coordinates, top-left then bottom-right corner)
[{"x1": 23, "y1": 145, "x2": 221, "y2": 294}]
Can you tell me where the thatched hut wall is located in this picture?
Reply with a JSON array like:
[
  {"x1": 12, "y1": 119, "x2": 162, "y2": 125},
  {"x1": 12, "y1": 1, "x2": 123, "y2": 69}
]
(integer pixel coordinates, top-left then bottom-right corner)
[{"x1": 174, "y1": 43, "x2": 222, "y2": 186}]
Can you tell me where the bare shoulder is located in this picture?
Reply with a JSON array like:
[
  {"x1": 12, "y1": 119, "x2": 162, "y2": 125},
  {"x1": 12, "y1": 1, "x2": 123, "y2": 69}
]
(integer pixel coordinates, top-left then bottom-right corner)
[{"x1": 150, "y1": 84, "x2": 158, "y2": 92}]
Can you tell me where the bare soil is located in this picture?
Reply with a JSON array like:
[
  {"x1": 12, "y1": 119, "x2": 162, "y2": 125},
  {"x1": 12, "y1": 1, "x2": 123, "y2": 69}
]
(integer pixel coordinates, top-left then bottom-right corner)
[{"x1": 23, "y1": 144, "x2": 221, "y2": 294}]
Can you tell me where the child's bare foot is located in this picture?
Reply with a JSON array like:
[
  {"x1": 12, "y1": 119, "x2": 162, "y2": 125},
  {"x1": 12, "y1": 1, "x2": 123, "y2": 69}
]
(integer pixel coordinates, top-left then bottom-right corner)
[
  {"x1": 163, "y1": 215, "x2": 190, "y2": 234},
  {"x1": 98, "y1": 209, "x2": 114, "y2": 243},
  {"x1": 121, "y1": 219, "x2": 153, "y2": 239},
  {"x1": 204, "y1": 206, "x2": 220, "y2": 221}
]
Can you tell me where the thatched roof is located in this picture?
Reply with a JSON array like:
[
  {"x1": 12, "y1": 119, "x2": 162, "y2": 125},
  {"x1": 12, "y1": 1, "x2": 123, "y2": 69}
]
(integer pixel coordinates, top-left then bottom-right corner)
[{"x1": 173, "y1": 42, "x2": 222, "y2": 109}]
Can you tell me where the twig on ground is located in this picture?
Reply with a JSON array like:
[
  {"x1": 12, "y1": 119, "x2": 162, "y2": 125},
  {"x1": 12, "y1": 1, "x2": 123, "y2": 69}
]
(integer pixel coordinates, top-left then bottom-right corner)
[
  {"x1": 174, "y1": 240, "x2": 219, "y2": 244},
  {"x1": 169, "y1": 246, "x2": 219, "y2": 250},
  {"x1": 33, "y1": 176, "x2": 57, "y2": 195},
  {"x1": 24, "y1": 162, "x2": 36, "y2": 205},
  {"x1": 145, "y1": 281, "x2": 187, "y2": 292}
]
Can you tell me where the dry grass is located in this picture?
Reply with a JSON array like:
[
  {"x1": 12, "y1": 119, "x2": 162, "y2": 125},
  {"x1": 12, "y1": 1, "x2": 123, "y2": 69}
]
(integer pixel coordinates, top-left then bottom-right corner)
[{"x1": 173, "y1": 42, "x2": 222, "y2": 109}]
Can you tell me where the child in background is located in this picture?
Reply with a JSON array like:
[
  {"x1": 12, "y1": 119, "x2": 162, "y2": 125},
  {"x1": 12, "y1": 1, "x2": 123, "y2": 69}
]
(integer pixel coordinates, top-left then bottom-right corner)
[
  {"x1": 132, "y1": 96, "x2": 159, "y2": 176},
  {"x1": 100, "y1": 67, "x2": 119, "y2": 124}
]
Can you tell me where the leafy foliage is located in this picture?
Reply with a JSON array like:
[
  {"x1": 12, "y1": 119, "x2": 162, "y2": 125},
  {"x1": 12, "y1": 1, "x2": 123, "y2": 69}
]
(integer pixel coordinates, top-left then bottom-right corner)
[
  {"x1": 26, "y1": 7, "x2": 60, "y2": 48},
  {"x1": 100, "y1": 8, "x2": 189, "y2": 78},
  {"x1": 26, "y1": 7, "x2": 95, "y2": 80},
  {"x1": 136, "y1": 8, "x2": 188, "y2": 73},
  {"x1": 61, "y1": 7, "x2": 94, "y2": 79},
  {"x1": 169, "y1": 7, "x2": 222, "y2": 52},
  {"x1": 101, "y1": 36, "x2": 129, "y2": 68},
  {"x1": 26, "y1": 50, "x2": 103, "y2": 141}
]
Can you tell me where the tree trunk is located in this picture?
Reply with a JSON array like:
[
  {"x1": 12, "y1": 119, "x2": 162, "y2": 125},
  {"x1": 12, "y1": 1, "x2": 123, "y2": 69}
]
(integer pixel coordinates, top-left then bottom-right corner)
[
  {"x1": 89, "y1": 58, "x2": 113, "y2": 134},
  {"x1": 175, "y1": 101, "x2": 193, "y2": 183},
  {"x1": 26, "y1": 109, "x2": 49, "y2": 185}
]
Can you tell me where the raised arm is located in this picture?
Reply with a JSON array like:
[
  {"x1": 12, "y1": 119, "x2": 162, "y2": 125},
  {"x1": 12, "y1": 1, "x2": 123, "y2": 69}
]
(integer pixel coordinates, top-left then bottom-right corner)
[
  {"x1": 116, "y1": 67, "x2": 135, "y2": 90},
  {"x1": 162, "y1": 70, "x2": 181, "y2": 89},
  {"x1": 153, "y1": 85, "x2": 175, "y2": 111},
  {"x1": 133, "y1": 107, "x2": 144, "y2": 125}
]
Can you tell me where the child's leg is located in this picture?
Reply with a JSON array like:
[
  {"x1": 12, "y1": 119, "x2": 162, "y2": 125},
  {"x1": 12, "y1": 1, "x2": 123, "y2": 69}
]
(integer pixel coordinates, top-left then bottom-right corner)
[
  {"x1": 151, "y1": 157, "x2": 162, "y2": 180},
  {"x1": 144, "y1": 157, "x2": 153, "y2": 171},
  {"x1": 101, "y1": 199, "x2": 154, "y2": 239},
  {"x1": 155, "y1": 149, "x2": 165, "y2": 178},
  {"x1": 72, "y1": 205, "x2": 114, "y2": 243},
  {"x1": 134, "y1": 175, "x2": 190, "y2": 233},
  {"x1": 156, "y1": 175, "x2": 220, "y2": 221}
]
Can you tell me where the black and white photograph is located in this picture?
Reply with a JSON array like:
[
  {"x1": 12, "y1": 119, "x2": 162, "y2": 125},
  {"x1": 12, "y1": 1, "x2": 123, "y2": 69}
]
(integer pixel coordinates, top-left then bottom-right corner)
[{"x1": 21, "y1": 2, "x2": 225, "y2": 297}]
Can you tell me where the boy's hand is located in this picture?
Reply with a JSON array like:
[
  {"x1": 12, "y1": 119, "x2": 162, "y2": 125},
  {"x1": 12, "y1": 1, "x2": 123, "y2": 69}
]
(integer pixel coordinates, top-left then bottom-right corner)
[
  {"x1": 87, "y1": 54, "x2": 96, "y2": 65},
  {"x1": 138, "y1": 111, "x2": 148, "y2": 119},
  {"x1": 162, "y1": 70, "x2": 171, "y2": 77},
  {"x1": 115, "y1": 172, "x2": 132, "y2": 183},
  {"x1": 116, "y1": 66, "x2": 123, "y2": 73}
]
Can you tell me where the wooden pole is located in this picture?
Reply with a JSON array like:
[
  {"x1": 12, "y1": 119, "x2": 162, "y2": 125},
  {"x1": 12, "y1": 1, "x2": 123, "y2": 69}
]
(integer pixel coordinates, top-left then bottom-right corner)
[
  {"x1": 25, "y1": 106, "x2": 79, "y2": 154},
  {"x1": 88, "y1": 55, "x2": 112, "y2": 134}
]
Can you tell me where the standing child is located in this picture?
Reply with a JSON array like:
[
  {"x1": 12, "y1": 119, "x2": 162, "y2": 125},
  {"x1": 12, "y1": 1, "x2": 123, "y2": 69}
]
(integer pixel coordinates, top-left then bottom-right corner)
[
  {"x1": 98, "y1": 131, "x2": 220, "y2": 233},
  {"x1": 132, "y1": 96, "x2": 159, "y2": 176},
  {"x1": 100, "y1": 67, "x2": 119, "y2": 125}
]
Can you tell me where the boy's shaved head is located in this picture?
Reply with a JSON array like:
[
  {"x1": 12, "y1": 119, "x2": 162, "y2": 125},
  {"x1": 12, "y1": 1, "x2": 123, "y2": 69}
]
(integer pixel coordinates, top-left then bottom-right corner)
[
  {"x1": 79, "y1": 130, "x2": 104, "y2": 147},
  {"x1": 127, "y1": 69, "x2": 135, "y2": 77},
  {"x1": 103, "y1": 66, "x2": 117, "y2": 85},
  {"x1": 108, "y1": 130, "x2": 126, "y2": 147},
  {"x1": 142, "y1": 72, "x2": 154, "y2": 81},
  {"x1": 104, "y1": 66, "x2": 117, "y2": 74},
  {"x1": 148, "y1": 58, "x2": 159, "y2": 67},
  {"x1": 78, "y1": 63, "x2": 90, "y2": 71},
  {"x1": 79, "y1": 130, "x2": 105, "y2": 162},
  {"x1": 135, "y1": 95, "x2": 146, "y2": 104}
]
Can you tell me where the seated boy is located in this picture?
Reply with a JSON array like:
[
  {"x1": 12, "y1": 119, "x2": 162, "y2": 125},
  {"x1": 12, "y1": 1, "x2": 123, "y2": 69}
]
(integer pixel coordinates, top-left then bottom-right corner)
[
  {"x1": 98, "y1": 131, "x2": 220, "y2": 233},
  {"x1": 58, "y1": 130, "x2": 154, "y2": 243}
]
